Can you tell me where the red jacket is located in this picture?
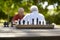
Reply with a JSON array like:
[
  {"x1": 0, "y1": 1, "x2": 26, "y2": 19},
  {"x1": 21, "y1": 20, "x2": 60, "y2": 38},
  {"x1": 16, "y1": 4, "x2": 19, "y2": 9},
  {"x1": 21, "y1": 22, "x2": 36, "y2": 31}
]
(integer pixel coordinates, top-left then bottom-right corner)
[{"x1": 12, "y1": 14, "x2": 24, "y2": 21}]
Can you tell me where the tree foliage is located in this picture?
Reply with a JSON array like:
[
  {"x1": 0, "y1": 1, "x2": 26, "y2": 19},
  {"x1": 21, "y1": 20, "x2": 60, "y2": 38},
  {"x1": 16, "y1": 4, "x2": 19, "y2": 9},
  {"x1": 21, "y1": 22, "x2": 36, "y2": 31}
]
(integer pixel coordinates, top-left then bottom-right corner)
[{"x1": 0, "y1": 0, "x2": 60, "y2": 24}]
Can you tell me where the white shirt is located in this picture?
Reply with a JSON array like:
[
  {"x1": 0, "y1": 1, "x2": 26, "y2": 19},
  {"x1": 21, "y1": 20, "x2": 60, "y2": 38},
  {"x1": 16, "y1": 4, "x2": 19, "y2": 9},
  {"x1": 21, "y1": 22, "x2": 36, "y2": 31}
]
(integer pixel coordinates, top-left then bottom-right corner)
[{"x1": 21, "y1": 11, "x2": 46, "y2": 25}]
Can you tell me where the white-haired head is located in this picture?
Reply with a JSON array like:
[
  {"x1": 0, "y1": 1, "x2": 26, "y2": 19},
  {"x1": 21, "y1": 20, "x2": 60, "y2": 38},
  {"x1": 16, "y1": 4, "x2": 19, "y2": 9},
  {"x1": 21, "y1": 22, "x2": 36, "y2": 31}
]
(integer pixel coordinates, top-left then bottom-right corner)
[
  {"x1": 18, "y1": 8, "x2": 24, "y2": 12},
  {"x1": 30, "y1": 5, "x2": 38, "y2": 12},
  {"x1": 18, "y1": 8, "x2": 24, "y2": 15}
]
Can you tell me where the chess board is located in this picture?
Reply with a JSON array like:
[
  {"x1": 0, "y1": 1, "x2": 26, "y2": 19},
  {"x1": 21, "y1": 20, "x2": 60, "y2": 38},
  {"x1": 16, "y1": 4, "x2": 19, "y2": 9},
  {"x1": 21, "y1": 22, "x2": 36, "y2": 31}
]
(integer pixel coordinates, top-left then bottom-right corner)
[{"x1": 16, "y1": 25, "x2": 54, "y2": 29}]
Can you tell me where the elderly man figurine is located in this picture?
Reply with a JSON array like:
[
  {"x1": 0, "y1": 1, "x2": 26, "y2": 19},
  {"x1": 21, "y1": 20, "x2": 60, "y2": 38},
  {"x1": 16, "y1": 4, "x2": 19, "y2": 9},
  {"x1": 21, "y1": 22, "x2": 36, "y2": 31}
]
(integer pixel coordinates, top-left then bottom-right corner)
[
  {"x1": 12, "y1": 8, "x2": 25, "y2": 25},
  {"x1": 21, "y1": 5, "x2": 46, "y2": 25},
  {"x1": 12, "y1": 8, "x2": 25, "y2": 21}
]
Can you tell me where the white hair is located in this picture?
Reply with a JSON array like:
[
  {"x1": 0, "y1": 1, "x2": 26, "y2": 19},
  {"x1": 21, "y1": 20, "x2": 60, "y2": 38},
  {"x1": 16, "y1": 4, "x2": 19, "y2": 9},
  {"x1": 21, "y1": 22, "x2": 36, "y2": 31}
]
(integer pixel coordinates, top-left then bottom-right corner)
[
  {"x1": 30, "y1": 5, "x2": 38, "y2": 12},
  {"x1": 18, "y1": 8, "x2": 24, "y2": 12}
]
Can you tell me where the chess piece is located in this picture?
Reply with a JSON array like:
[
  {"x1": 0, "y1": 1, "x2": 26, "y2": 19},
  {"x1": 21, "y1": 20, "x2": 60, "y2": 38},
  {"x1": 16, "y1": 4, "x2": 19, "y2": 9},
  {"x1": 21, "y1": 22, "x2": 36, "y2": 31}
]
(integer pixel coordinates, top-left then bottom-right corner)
[
  {"x1": 41, "y1": 21, "x2": 46, "y2": 25},
  {"x1": 4, "y1": 22, "x2": 6, "y2": 27},
  {"x1": 6, "y1": 22, "x2": 9, "y2": 27},
  {"x1": 32, "y1": 19, "x2": 34, "y2": 25},
  {"x1": 11, "y1": 22, "x2": 13, "y2": 27},
  {"x1": 23, "y1": 20, "x2": 25, "y2": 25},
  {"x1": 36, "y1": 18, "x2": 38, "y2": 25},
  {"x1": 42, "y1": 21, "x2": 44, "y2": 25},
  {"x1": 4, "y1": 22, "x2": 9, "y2": 27},
  {"x1": 27, "y1": 21, "x2": 29, "y2": 25},
  {"x1": 39, "y1": 21, "x2": 41, "y2": 25}
]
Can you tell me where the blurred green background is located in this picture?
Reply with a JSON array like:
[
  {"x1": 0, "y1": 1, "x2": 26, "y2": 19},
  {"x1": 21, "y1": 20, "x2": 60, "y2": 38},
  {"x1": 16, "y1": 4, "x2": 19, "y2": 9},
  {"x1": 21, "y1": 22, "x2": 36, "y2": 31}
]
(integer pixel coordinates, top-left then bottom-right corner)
[{"x1": 0, "y1": 0, "x2": 60, "y2": 25}]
